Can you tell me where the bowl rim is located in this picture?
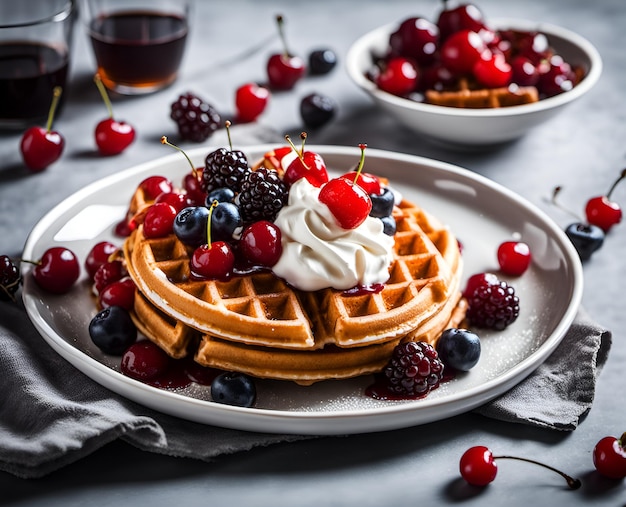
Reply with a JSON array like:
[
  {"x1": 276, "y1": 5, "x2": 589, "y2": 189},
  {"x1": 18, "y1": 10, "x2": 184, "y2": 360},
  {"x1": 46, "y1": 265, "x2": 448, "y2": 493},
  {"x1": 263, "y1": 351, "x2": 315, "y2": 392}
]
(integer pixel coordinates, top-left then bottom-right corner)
[{"x1": 345, "y1": 17, "x2": 603, "y2": 118}]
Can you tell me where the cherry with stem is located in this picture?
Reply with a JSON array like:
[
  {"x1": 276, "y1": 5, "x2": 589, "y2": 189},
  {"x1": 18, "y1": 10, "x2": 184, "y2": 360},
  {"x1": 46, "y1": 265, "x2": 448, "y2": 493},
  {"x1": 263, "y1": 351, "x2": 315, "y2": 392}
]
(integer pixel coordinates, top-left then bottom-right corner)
[
  {"x1": 94, "y1": 74, "x2": 135, "y2": 155},
  {"x1": 585, "y1": 168, "x2": 626, "y2": 232}
]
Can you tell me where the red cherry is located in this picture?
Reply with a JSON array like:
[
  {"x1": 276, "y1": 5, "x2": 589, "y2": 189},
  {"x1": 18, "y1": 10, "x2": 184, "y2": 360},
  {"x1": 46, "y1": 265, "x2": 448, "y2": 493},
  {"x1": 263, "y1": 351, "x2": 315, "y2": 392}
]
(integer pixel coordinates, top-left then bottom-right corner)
[
  {"x1": 143, "y1": 202, "x2": 177, "y2": 239},
  {"x1": 266, "y1": 15, "x2": 305, "y2": 90},
  {"x1": 462, "y1": 272, "x2": 499, "y2": 298},
  {"x1": 389, "y1": 17, "x2": 439, "y2": 66},
  {"x1": 437, "y1": 3, "x2": 486, "y2": 41},
  {"x1": 497, "y1": 241, "x2": 531, "y2": 276},
  {"x1": 240, "y1": 221, "x2": 283, "y2": 267},
  {"x1": 190, "y1": 242, "x2": 235, "y2": 280},
  {"x1": 593, "y1": 433, "x2": 626, "y2": 479},
  {"x1": 440, "y1": 29, "x2": 489, "y2": 76},
  {"x1": 584, "y1": 168, "x2": 626, "y2": 232},
  {"x1": 339, "y1": 171, "x2": 382, "y2": 195},
  {"x1": 85, "y1": 241, "x2": 118, "y2": 280},
  {"x1": 93, "y1": 259, "x2": 126, "y2": 294},
  {"x1": 318, "y1": 144, "x2": 372, "y2": 230},
  {"x1": 283, "y1": 133, "x2": 329, "y2": 187},
  {"x1": 376, "y1": 57, "x2": 419, "y2": 96},
  {"x1": 32, "y1": 247, "x2": 80, "y2": 294},
  {"x1": 155, "y1": 191, "x2": 192, "y2": 213},
  {"x1": 510, "y1": 55, "x2": 540, "y2": 86},
  {"x1": 99, "y1": 277, "x2": 136, "y2": 311},
  {"x1": 139, "y1": 175, "x2": 174, "y2": 200},
  {"x1": 121, "y1": 340, "x2": 173, "y2": 381},
  {"x1": 93, "y1": 74, "x2": 135, "y2": 155},
  {"x1": 460, "y1": 446, "x2": 497, "y2": 486},
  {"x1": 473, "y1": 52, "x2": 512, "y2": 88},
  {"x1": 460, "y1": 446, "x2": 581, "y2": 489},
  {"x1": 236, "y1": 82, "x2": 270, "y2": 122},
  {"x1": 20, "y1": 86, "x2": 65, "y2": 172},
  {"x1": 183, "y1": 168, "x2": 206, "y2": 206}
]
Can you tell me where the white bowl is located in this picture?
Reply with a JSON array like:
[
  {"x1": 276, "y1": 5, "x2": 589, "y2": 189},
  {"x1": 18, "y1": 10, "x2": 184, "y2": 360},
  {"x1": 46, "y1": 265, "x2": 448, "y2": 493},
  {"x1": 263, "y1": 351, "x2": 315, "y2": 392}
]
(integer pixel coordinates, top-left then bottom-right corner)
[{"x1": 346, "y1": 18, "x2": 602, "y2": 146}]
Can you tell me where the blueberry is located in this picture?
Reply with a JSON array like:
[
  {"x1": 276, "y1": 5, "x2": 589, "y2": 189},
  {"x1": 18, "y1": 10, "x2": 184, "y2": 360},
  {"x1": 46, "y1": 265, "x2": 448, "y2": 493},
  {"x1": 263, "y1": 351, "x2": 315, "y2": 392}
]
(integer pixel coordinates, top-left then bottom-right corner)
[
  {"x1": 211, "y1": 202, "x2": 243, "y2": 241},
  {"x1": 565, "y1": 222, "x2": 604, "y2": 261},
  {"x1": 370, "y1": 187, "x2": 395, "y2": 217},
  {"x1": 89, "y1": 306, "x2": 137, "y2": 355},
  {"x1": 308, "y1": 48, "x2": 338, "y2": 75},
  {"x1": 436, "y1": 328, "x2": 481, "y2": 372},
  {"x1": 206, "y1": 187, "x2": 235, "y2": 204},
  {"x1": 211, "y1": 372, "x2": 256, "y2": 407},
  {"x1": 173, "y1": 206, "x2": 209, "y2": 247},
  {"x1": 379, "y1": 215, "x2": 396, "y2": 236},
  {"x1": 300, "y1": 93, "x2": 336, "y2": 129}
]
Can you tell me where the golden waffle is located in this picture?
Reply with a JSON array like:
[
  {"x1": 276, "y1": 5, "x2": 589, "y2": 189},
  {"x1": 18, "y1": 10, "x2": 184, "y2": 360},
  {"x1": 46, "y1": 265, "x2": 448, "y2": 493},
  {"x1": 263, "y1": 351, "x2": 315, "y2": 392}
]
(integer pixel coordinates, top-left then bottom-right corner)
[
  {"x1": 123, "y1": 197, "x2": 463, "y2": 352},
  {"x1": 425, "y1": 78, "x2": 539, "y2": 108}
]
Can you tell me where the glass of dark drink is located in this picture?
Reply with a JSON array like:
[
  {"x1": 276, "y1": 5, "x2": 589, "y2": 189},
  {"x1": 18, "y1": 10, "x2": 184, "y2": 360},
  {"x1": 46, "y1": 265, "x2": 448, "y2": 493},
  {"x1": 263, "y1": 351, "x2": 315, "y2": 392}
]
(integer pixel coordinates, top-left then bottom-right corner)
[
  {"x1": 82, "y1": 0, "x2": 191, "y2": 95},
  {"x1": 0, "y1": 0, "x2": 76, "y2": 129}
]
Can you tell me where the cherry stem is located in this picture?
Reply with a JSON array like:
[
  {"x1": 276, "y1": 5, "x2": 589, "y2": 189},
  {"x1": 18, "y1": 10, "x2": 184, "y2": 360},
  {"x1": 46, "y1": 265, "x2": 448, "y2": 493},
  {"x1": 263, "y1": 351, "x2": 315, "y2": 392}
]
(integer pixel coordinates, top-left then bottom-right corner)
[
  {"x1": 224, "y1": 120, "x2": 233, "y2": 150},
  {"x1": 353, "y1": 143, "x2": 367, "y2": 185},
  {"x1": 275, "y1": 14, "x2": 291, "y2": 58},
  {"x1": 285, "y1": 133, "x2": 310, "y2": 170},
  {"x1": 550, "y1": 186, "x2": 582, "y2": 221},
  {"x1": 606, "y1": 168, "x2": 626, "y2": 200},
  {"x1": 206, "y1": 200, "x2": 218, "y2": 248},
  {"x1": 161, "y1": 136, "x2": 198, "y2": 179},
  {"x1": 93, "y1": 74, "x2": 114, "y2": 119},
  {"x1": 46, "y1": 86, "x2": 62, "y2": 133},
  {"x1": 493, "y1": 455, "x2": 581, "y2": 490}
]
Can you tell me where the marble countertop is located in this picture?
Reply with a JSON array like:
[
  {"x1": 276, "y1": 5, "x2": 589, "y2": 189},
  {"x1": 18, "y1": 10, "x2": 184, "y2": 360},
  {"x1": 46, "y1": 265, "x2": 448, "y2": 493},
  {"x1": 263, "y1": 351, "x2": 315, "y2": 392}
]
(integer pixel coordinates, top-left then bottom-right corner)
[{"x1": 1, "y1": 0, "x2": 625, "y2": 505}]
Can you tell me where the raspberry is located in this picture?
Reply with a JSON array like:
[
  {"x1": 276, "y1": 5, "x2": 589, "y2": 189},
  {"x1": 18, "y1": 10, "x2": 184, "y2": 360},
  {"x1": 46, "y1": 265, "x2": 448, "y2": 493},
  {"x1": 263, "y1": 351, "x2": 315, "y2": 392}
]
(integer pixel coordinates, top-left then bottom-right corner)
[
  {"x1": 466, "y1": 279, "x2": 520, "y2": 330},
  {"x1": 170, "y1": 93, "x2": 221, "y2": 142},
  {"x1": 383, "y1": 341, "x2": 444, "y2": 397},
  {"x1": 202, "y1": 147, "x2": 250, "y2": 194},
  {"x1": 236, "y1": 167, "x2": 288, "y2": 223},
  {"x1": 0, "y1": 255, "x2": 21, "y2": 301}
]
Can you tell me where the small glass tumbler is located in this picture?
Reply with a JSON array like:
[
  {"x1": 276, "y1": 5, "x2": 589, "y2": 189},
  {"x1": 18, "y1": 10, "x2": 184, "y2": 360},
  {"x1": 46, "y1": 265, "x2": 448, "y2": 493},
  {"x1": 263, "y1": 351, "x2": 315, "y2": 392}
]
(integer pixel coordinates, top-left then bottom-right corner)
[
  {"x1": 82, "y1": 0, "x2": 191, "y2": 95},
  {"x1": 0, "y1": 0, "x2": 76, "y2": 129}
]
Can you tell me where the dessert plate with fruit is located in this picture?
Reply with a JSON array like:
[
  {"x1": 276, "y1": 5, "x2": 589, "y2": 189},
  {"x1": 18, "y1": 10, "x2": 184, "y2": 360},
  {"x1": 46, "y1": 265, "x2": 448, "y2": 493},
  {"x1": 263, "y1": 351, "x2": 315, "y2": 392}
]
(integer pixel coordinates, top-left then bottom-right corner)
[
  {"x1": 21, "y1": 144, "x2": 582, "y2": 435},
  {"x1": 346, "y1": 3, "x2": 602, "y2": 145}
]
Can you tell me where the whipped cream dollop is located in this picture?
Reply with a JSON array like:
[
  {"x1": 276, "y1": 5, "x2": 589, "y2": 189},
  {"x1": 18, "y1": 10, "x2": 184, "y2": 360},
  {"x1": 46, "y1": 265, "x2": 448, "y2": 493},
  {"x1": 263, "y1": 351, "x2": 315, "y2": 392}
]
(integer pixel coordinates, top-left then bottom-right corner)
[{"x1": 272, "y1": 178, "x2": 394, "y2": 291}]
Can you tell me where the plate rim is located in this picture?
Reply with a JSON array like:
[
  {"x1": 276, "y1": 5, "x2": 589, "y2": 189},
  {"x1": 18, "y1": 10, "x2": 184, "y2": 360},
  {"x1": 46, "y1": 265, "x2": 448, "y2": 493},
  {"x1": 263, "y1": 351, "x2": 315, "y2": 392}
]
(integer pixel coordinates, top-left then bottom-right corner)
[{"x1": 21, "y1": 144, "x2": 584, "y2": 434}]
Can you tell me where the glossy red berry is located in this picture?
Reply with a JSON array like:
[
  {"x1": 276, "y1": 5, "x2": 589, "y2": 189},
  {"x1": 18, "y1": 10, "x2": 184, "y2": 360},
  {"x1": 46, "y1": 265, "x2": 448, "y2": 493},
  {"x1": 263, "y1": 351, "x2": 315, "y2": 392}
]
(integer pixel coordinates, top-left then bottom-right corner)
[
  {"x1": 584, "y1": 169, "x2": 626, "y2": 232},
  {"x1": 510, "y1": 55, "x2": 540, "y2": 86},
  {"x1": 121, "y1": 340, "x2": 173, "y2": 381},
  {"x1": 460, "y1": 446, "x2": 498, "y2": 486},
  {"x1": 440, "y1": 29, "x2": 489, "y2": 76},
  {"x1": 85, "y1": 241, "x2": 118, "y2": 280},
  {"x1": 143, "y1": 202, "x2": 178, "y2": 239},
  {"x1": 593, "y1": 433, "x2": 626, "y2": 479},
  {"x1": 99, "y1": 277, "x2": 136, "y2": 311},
  {"x1": 437, "y1": 3, "x2": 486, "y2": 41},
  {"x1": 155, "y1": 191, "x2": 192, "y2": 213},
  {"x1": 240, "y1": 221, "x2": 282, "y2": 267},
  {"x1": 283, "y1": 134, "x2": 329, "y2": 187},
  {"x1": 183, "y1": 168, "x2": 206, "y2": 206},
  {"x1": 93, "y1": 74, "x2": 135, "y2": 155},
  {"x1": 473, "y1": 52, "x2": 512, "y2": 88},
  {"x1": 32, "y1": 247, "x2": 80, "y2": 294},
  {"x1": 140, "y1": 176, "x2": 174, "y2": 200},
  {"x1": 235, "y1": 82, "x2": 270, "y2": 122},
  {"x1": 20, "y1": 86, "x2": 64, "y2": 172},
  {"x1": 339, "y1": 171, "x2": 382, "y2": 195},
  {"x1": 376, "y1": 57, "x2": 419, "y2": 96},
  {"x1": 319, "y1": 177, "x2": 372, "y2": 230},
  {"x1": 463, "y1": 272, "x2": 500, "y2": 299},
  {"x1": 93, "y1": 260, "x2": 126, "y2": 294},
  {"x1": 267, "y1": 15, "x2": 305, "y2": 90},
  {"x1": 190, "y1": 242, "x2": 235, "y2": 280},
  {"x1": 497, "y1": 241, "x2": 531, "y2": 276},
  {"x1": 389, "y1": 17, "x2": 439, "y2": 66}
]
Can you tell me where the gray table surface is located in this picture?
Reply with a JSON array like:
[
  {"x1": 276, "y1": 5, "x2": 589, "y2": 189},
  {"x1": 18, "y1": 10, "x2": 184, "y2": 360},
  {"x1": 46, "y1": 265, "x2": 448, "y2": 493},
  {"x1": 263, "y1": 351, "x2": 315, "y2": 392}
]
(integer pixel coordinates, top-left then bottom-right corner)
[{"x1": 1, "y1": 0, "x2": 625, "y2": 505}]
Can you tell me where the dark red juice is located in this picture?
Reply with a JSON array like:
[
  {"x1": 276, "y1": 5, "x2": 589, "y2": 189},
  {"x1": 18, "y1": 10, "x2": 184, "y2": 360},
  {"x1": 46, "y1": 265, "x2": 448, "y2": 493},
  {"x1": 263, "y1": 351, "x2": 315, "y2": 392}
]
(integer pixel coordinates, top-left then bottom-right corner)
[
  {"x1": 0, "y1": 42, "x2": 68, "y2": 125},
  {"x1": 89, "y1": 11, "x2": 188, "y2": 91}
]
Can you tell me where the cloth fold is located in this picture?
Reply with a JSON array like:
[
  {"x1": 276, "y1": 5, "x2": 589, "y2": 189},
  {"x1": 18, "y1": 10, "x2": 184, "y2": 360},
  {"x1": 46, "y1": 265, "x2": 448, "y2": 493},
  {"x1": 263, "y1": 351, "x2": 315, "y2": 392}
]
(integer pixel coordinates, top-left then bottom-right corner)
[{"x1": 0, "y1": 297, "x2": 611, "y2": 479}]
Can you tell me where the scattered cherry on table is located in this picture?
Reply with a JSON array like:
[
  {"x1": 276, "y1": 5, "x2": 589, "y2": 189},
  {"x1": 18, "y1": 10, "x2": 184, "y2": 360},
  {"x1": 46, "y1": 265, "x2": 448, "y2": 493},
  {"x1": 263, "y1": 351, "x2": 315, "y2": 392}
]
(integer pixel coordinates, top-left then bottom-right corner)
[
  {"x1": 593, "y1": 432, "x2": 626, "y2": 479},
  {"x1": 93, "y1": 74, "x2": 136, "y2": 155},
  {"x1": 584, "y1": 168, "x2": 626, "y2": 232},
  {"x1": 20, "y1": 86, "x2": 65, "y2": 172},
  {"x1": 266, "y1": 14, "x2": 306, "y2": 90},
  {"x1": 235, "y1": 82, "x2": 270, "y2": 122}
]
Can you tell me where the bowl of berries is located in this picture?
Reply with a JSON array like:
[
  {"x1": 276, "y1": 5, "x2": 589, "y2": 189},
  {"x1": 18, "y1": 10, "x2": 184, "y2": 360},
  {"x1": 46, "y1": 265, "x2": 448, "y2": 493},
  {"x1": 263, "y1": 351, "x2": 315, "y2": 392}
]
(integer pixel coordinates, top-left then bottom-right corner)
[{"x1": 345, "y1": 2, "x2": 602, "y2": 146}]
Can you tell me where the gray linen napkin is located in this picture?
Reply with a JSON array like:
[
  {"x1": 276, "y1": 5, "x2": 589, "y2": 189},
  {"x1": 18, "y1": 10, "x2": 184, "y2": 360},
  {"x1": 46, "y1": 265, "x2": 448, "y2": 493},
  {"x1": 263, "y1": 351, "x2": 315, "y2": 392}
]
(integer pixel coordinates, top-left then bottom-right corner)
[{"x1": 0, "y1": 296, "x2": 611, "y2": 479}]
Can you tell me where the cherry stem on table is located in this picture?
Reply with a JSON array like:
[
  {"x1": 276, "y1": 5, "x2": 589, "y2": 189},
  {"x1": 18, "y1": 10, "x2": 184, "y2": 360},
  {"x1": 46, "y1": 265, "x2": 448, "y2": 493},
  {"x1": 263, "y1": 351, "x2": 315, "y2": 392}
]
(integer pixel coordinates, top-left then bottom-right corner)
[
  {"x1": 93, "y1": 74, "x2": 114, "y2": 119},
  {"x1": 493, "y1": 455, "x2": 582, "y2": 490},
  {"x1": 46, "y1": 87, "x2": 63, "y2": 133}
]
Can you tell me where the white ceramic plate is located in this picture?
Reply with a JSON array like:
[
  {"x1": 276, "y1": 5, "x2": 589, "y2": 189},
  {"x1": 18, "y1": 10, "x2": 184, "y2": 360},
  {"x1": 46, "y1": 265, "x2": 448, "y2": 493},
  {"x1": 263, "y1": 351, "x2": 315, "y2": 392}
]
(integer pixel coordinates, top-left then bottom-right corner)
[{"x1": 21, "y1": 145, "x2": 583, "y2": 435}]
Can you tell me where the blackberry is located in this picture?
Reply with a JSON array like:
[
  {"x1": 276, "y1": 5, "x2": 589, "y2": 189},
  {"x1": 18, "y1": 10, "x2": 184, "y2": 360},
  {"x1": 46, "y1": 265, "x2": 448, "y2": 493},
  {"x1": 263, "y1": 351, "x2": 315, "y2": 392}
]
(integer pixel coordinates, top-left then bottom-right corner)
[
  {"x1": 0, "y1": 255, "x2": 21, "y2": 302},
  {"x1": 203, "y1": 147, "x2": 250, "y2": 194},
  {"x1": 466, "y1": 279, "x2": 520, "y2": 330},
  {"x1": 383, "y1": 341, "x2": 444, "y2": 397},
  {"x1": 236, "y1": 167, "x2": 288, "y2": 223},
  {"x1": 170, "y1": 93, "x2": 221, "y2": 142}
]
